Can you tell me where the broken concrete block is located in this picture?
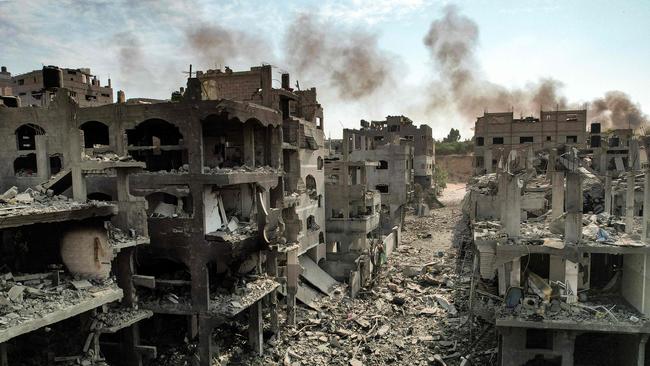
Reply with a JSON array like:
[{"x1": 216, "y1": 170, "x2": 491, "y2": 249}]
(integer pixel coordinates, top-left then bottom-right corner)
[
  {"x1": 14, "y1": 193, "x2": 34, "y2": 204},
  {"x1": 0, "y1": 186, "x2": 18, "y2": 201},
  {"x1": 71, "y1": 279, "x2": 93, "y2": 290},
  {"x1": 7, "y1": 285, "x2": 25, "y2": 302},
  {"x1": 434, "y1": 295, "x2": 458, "y2": 316}
]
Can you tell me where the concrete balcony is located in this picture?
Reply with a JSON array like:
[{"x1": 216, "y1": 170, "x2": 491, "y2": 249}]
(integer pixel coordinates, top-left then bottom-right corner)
[{"x1": 326, "y1": 213, "x2": 380, "y2": 234}]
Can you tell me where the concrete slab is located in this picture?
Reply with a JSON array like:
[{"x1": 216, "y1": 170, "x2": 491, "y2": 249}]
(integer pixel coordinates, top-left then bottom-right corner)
[
  {"x1": 299, "y1": 256, "x2": 339, "y2": 295},
  {"x1": 296, "y1": 282, "x2": 322, "y2": 310}
]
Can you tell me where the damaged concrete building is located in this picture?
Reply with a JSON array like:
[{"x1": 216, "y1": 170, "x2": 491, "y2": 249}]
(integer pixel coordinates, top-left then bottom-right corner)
[
  {"x1": 467, "y1": 140, "x2": 650, "y2": 365},
  {"x1": 0, "y1": 63, "x2": 392, "y2": 365},
  {"x1": 473, "y1": 110, "x2": 587, "y2": 175},
  {"x1": 0, "y1": 66, "x2": 113, "y2": 108},
  {"x1": 338, "y1": 116, "x2": 435, "y2": 232}
]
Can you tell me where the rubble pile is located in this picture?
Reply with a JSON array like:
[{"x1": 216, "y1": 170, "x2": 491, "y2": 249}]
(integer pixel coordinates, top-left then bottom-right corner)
[
  {"x1": 82, "y1": 152, "x2": 135, "y2": 162},
  {"x1": 202, "y1": 165, "x2": 281, "y2": 175},
  {"x1": 225, "y1": 191, "x2": 498, "y2": 366},
  {"x1": 210, "y1": 276, "x2": 279, "y2": 317},
  {"x1": 467, "y1": 174, "x2": 497, "y2": 195},
  {"x1": 0, "y1": 273, "x2": 117, "y2": 329},
  {"x1": 0, "y1": 186, "x2": 110, "y2": 216}
]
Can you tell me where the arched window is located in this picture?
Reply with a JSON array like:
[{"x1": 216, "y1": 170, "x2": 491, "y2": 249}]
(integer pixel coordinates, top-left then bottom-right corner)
[
  {"x1": 80, "y1": 121, "x2": 109, "y2": 148},
  {"x1": 317, "y1": 156, "x2": 323, "y2": 170},
  {"x1": 377, "y1": 160, "x2": 388, "y2": 169},
  {"x1": 15, "y1": 124, "x2": 45, "y2": 150},
  {"x1": 305, "y1": 175, "x2": 317, "y2": 200}
]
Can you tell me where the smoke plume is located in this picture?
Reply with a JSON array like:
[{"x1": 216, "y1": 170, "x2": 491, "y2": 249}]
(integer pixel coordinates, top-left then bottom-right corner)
[
  {"x1": 185, "y1": 23, "x2": 273, "y2": 68},
  {"x1": 590, "y1": 91, "x2": 648, "y2": 129},
  {"x1": 423, "y1": 5, "x2": 568, "y2": 120},
  {"x1": 284, "y1": 14, "x2": 395, "y2": 100}
]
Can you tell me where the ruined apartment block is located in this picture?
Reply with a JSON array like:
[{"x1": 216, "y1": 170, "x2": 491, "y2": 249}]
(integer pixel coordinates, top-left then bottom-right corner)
[
  {"x1": 0, "y1": 66, "x2": 113, "y2": 108},
  {"x1": 474, "y1": 110, "x2": 587, "y2": 175},
  {"x1": 468, "y1": 137, "x2": 650, "y2": 365},
  {"x1": 323, "y1": 159, "x2": 385, "y2": 296},
  {"x1": 342, "y1": 127, "x2": 414, "y2": 233},
  {"x1": 0, "y1": 63, "x2": 373, "y2": 365}
]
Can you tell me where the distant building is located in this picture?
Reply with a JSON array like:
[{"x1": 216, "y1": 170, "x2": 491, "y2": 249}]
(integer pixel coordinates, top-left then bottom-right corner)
[
  {"x1": 355, "y1": 116, "x2": 435, "y2": 188},
  {"x1": 3, "y1": 66, "x2": 113, "y2": 107},
  {"x1": 473, "y1": 110, "x2": 587, "y2": 174}
]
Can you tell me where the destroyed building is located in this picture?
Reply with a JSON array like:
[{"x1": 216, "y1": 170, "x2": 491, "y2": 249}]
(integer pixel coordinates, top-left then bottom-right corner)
[
  {"x1": 466, "y1": 140, "x2": 650, "y2": 365},
  {"x1": 0, "y1": 66, "x2": 113, "y2": 108},
  {"x1": 473, "y1": 110, "x2": 587, "y2": 175},
  {"x1": 0, "y1": 63, "x2": 385, "y2": 365},
  {"x1": 339, "y1": 120, "x2": 423, "y2": 232},
  {"x1": 322, "y1": 159, "x2": 384, "y2": 296}
]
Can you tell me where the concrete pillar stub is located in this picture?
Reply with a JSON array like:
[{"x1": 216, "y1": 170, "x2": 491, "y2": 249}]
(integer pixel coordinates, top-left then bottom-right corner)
[
  {"x1": 484, "y1": 149, "x2": 493, "y2": 174},
  {"x1": 35, "y1": 134, "x2": 50, "y2": 181},
  {"x1": 626, "y1": 170, "x2": 635, "y2": 233},
  {"x1": 69, "y1": 129, "x2": 87, "y2": 202},
  {"x1": 551, "y1": 171, "x2": 565, "y2": 220},
  {"x1": 643, "y1": 168, "x2": 650, "y2": 243},
  {"x1": 503, "y1": 174, "x2": 521, "y2": 238},
  {"x1": 564, "y1": 172, "x2": 582, "y2": 244},
  {"x1": 604, "y1": 172, "x2": 613, "y2": 215}
]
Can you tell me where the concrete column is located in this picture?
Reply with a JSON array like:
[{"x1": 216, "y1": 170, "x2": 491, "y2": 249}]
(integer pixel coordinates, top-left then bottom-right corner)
[
  {"x1": 69, "y1": 129, "x2": 87, "y2": 202},
  {"x1": 599, "y1": 148, "x2": 608, "y2": 175},
  {"x1": 285, "y1": 247, "x2": 298, "y2": 326},
  {"x1": 498, "y1": 171, "x2": 507, "y2": 221},
  {"x1": 551, "y1": 171, "x2": 565, "y2": 220},
  {"x1": 191, "y1": 263, "x2": 209, "y2": 312},
  {"x1": 503, "y1": 173, "x2": 521, "y2": 238},
  {"x1": 243, "y1": 123, "x2": 255, "y2": 167},
  {"x1": 642, "y1": 168, "x2": 650, "y2": 244},
  {"x1": 198, "y1": 316, "x2": 213, "y2": 366},
  {"x1": 556, "y1": 331, "x2": 576, "y2": 366},
  {"x1": 637, "y1": 334, "x2": 649, "y2": 366},
  {"x1": 266, "y1": 249, "x2": 279, "y2": 334},
  {"x1": 35, "y1": 134, "x2": 50, "y2": 181},
  {"x1": 627, "y1": 170, "x2": 636, "y2": 233},
  {"x1": 605, "y1": 172, "x2": 613, "y2": 215},
  {"x1": 248, "y1": 300, "x2": 263, "y2": 355},
  {"x1": 565, "y1": 172, "x2": 583, "y2": 244},
  {"x1": 484, "y1": 149, "x2": 493, "y2": 174},
  {"x1": 509, "y1": 257, "x2": 521, "y2": 288},
  {"x1": 342, "y1": 129, "x2": 350, "y2": 161}
]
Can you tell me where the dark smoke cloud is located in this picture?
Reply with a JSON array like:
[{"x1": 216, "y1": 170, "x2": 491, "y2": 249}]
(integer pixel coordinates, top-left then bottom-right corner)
[
  {"x1": 284, "y1": 14, "x2": 395, "y2": 99},
  {"x1": 590, "y1": 91, "x2": 648, "y2": 129},
  {"x1": 184, "y1": 23, "x2": 274, "y2": 68},
  {"x1": 423, "y1": 5, "x2": 567, "y2": 119}
]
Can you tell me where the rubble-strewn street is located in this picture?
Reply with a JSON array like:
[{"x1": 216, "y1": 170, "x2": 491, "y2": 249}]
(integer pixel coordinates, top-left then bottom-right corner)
[{"x1": 207, "y1": 184, "x2": 495, "y2": 366}]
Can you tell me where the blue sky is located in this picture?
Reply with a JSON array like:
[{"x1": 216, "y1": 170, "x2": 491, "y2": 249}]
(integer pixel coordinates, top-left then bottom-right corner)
[{"x1": 1, "y1": 0, "x2": 648, "y2": 139}]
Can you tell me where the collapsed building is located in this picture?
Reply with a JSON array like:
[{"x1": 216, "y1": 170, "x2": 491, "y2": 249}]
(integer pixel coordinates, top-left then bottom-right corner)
[
  {"x1": 466, "y1": 139, "x2": 650, "y2": 365},
  {"x1": 0, "y1": 63, "x2": 405, "y2": 364}
]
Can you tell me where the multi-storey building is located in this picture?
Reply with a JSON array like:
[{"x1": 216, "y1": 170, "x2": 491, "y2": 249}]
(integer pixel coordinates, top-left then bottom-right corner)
[
  {"x1": 323, "y1": 159, "x2": 382, "y2": 295},
  {"x1": 2, "y1": 66, "x2": 113, "y2": 107},
  {"x1": 0, "y1": 64, "x2": 348, "y2": 365},
  {"x1": 353, "y1": 115, "x2": 435, "y2": 188},
  {"x1": 473, "y1": 110, "x2": 587, "y2": 174},
  {"x1": 341, "y1": 129, "x2": 413, "y2": 232}
]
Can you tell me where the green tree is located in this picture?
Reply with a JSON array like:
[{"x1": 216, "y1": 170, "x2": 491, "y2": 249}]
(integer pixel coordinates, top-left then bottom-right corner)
[{"x1": 443, "y1": 128, "x2": 461, "y2": 143}]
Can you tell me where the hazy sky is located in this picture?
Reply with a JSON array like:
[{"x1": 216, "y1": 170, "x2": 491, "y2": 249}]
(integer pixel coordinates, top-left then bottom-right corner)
[{"x1": 1, "y1": 0, "x2": 648, "y2": 139}]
